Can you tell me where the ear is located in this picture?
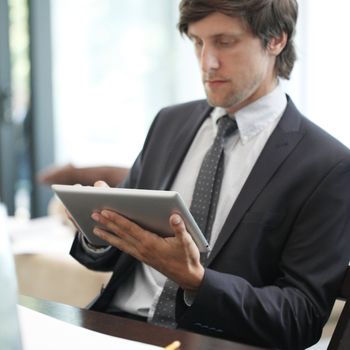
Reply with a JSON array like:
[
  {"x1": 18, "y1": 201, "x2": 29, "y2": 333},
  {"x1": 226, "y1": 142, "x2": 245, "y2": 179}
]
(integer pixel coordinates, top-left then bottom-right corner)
[{"x1": 268, "y1": 32, "x2": 288, "y2": 56}]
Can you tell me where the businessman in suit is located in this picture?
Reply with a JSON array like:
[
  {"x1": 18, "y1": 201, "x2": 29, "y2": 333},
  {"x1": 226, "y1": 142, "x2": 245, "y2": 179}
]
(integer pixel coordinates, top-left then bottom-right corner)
[{"x1": 70, "y1": 0, "x2": 350, "y2": 349}]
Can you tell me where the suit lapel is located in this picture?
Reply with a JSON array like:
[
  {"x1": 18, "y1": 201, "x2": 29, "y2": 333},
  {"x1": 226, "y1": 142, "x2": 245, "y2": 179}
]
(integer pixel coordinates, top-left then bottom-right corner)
[
  {"x1": 207, "y1": 99, "x2": 305, "y2": 264},
  {"x1": 159, "y1": 102, "x2": 212, "y2": 190}
]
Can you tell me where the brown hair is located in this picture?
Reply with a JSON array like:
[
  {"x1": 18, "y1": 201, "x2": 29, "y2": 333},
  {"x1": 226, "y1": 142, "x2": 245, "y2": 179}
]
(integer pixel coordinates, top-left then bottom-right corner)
[{"x1": 178, "y1": 0, "x2": 298, "y2": 80}]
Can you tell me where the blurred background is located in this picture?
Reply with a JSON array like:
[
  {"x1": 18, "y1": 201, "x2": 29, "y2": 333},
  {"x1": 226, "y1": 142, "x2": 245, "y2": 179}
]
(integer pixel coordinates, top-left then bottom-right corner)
[{"x1": 0, "y1": 0, "x2": 350, "y2": 218}]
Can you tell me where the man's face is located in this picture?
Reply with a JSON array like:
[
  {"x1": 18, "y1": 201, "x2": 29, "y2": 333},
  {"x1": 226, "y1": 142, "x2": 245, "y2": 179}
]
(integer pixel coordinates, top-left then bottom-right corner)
[{"x1": 187, "y1": 12, "x2": 280, "y2": 113}]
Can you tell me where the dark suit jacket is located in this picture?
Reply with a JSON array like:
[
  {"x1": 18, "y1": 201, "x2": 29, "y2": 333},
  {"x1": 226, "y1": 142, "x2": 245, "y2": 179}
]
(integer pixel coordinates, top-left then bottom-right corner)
[{"x1": 70, "y1": 98, "x2": 350, "y2": 349}]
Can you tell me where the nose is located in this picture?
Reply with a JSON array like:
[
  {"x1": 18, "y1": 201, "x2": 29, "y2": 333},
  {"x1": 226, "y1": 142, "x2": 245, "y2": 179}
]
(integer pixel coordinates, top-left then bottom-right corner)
[{"x1": 200, "y1": 45, "x2": 220, "y2": 72}]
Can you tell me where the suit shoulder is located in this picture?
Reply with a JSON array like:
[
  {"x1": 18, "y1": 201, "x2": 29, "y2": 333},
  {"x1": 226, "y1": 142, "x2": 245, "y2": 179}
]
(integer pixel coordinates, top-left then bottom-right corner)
[
  {"x1": 282, "y1": 98, "x2": 350, "y2": 158},
  {"x1": 157, "y1": 99, "x2": 210, "y2": 119},
  {"x1": 301, "y1": 116, "x2": 350, "y2": 156}
]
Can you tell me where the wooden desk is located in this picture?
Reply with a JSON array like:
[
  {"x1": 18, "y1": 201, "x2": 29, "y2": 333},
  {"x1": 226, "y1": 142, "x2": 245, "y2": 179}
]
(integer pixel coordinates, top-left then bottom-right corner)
[{"x1": 19, "y1": 295, "x2": 264, "y2": 350}]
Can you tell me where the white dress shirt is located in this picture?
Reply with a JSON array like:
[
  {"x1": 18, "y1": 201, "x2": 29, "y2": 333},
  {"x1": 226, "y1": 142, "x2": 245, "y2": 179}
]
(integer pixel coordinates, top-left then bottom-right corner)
[{"x1": 104, "y1": 85, "x2": 287, "y2": 318}]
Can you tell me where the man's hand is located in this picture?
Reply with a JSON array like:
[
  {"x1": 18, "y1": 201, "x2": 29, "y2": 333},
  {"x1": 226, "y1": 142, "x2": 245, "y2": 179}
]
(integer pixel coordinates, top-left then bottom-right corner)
[{"x1": 91, "y1": 209, "x2": 205, "y2": 292}]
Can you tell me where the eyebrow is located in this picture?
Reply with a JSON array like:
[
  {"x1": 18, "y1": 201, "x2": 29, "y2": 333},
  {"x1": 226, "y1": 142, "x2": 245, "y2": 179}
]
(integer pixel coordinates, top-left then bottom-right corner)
[
  {"x1": 187, "y1": 32, "x2": 201, "y2": 40},
  {"x1": 187, "y1": 32, "x2": 241, "y2": 41}
]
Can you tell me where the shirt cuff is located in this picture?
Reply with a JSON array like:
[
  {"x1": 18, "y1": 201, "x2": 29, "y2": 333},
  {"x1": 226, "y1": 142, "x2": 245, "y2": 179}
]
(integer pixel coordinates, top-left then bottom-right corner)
[
  {"x1": 78, "y1": 231, "x2": 111, "y2": 256},
  {"x1": 183, "y1": 290, "x2": 197, "y2": 307}
]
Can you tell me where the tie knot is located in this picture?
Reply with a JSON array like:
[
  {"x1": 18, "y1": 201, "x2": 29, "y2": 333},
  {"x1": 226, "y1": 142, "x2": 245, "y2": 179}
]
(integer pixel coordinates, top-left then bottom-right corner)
[{"x1": 216, "y1": 115, "x2": 237, "y2": 139}]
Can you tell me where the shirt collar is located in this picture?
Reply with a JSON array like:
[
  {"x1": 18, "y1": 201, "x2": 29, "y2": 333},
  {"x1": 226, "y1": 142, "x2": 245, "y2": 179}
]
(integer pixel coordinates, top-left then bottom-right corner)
[{"x1": 211, "y1": 83, "x2": 287, "y2": 144}]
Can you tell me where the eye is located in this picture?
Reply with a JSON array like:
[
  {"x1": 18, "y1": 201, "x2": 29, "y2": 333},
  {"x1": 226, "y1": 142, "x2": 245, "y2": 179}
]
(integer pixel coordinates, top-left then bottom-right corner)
[
  {"x1": 219, "y1": 41, "x2": 231, "y2": 47},
  {"x1": 216, "y1": 37, "x2": 236, "y2": 48},
  {"x1": 193, "y1": 38, "x2": 203, "y2": 48}
]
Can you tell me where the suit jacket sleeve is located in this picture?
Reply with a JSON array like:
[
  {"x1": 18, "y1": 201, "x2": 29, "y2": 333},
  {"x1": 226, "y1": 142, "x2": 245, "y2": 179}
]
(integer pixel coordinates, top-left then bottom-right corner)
[{"x1": 176, "y1": 158, "x2": 350, "y2": 349}]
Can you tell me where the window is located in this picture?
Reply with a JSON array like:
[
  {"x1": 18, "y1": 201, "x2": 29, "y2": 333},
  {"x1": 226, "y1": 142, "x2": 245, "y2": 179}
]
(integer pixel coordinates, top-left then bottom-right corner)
[
  {"x1": 283, "y1": 2, "x2": 350, "y2": 147},
  {"x1": 0, "y1": 0, "x2": 31, "y2": 217},
  {"x1": 51, "y1": 0, "x2": 204, "y2": 168},
  {"x1": 51, "y1": 1, "x2": 350, "y2": 170}
]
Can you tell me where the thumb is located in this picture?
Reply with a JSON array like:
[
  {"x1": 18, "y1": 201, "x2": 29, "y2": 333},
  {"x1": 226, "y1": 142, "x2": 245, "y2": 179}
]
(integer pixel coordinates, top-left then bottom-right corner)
[
  {"x1": 170, "y1": 214, "x2": 187, "y2": 239},
  {"x1": 94, "y1": 180, "x2": 109, "y2": 188}
]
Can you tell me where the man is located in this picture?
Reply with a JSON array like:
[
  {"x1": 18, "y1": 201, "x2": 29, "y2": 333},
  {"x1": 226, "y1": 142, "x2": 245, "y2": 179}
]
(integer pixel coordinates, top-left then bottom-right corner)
[{"x1": 70, "y1": 1, "x2": 350, "y2": 349}]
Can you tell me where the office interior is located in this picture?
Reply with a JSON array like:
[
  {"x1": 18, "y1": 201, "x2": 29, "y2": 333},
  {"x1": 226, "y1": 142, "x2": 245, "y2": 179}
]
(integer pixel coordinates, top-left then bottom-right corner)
[{"x1": 1, "y1": 1, "x2": 350, "y2": 349}]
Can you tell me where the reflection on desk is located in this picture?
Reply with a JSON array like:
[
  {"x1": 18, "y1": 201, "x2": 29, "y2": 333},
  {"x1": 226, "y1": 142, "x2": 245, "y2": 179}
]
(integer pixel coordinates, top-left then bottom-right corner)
[{"x1": 19, "y1": 296, "x2": 265, "y2": 350}]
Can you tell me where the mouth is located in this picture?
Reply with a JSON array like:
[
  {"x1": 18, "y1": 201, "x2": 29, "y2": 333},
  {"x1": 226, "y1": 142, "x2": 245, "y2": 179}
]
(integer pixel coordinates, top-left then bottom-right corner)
[{"x1": 204, "y1": 79, "x2": 229, "y2": 88}]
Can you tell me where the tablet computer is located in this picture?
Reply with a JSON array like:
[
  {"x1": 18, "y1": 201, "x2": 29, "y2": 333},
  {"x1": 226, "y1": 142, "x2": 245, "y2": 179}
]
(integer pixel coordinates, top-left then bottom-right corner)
[{"x1": 52, "y1": 185, "x2": 210, "y2": 253}]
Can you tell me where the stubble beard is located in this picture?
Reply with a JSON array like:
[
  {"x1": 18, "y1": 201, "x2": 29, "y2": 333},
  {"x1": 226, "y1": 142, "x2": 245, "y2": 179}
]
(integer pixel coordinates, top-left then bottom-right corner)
[
  {"x1": 205, "y1": 87, "x2": 244, "y2": 110},
  {"x1": 203, "y1": 74, "x2": 263, "y2": 112}
]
